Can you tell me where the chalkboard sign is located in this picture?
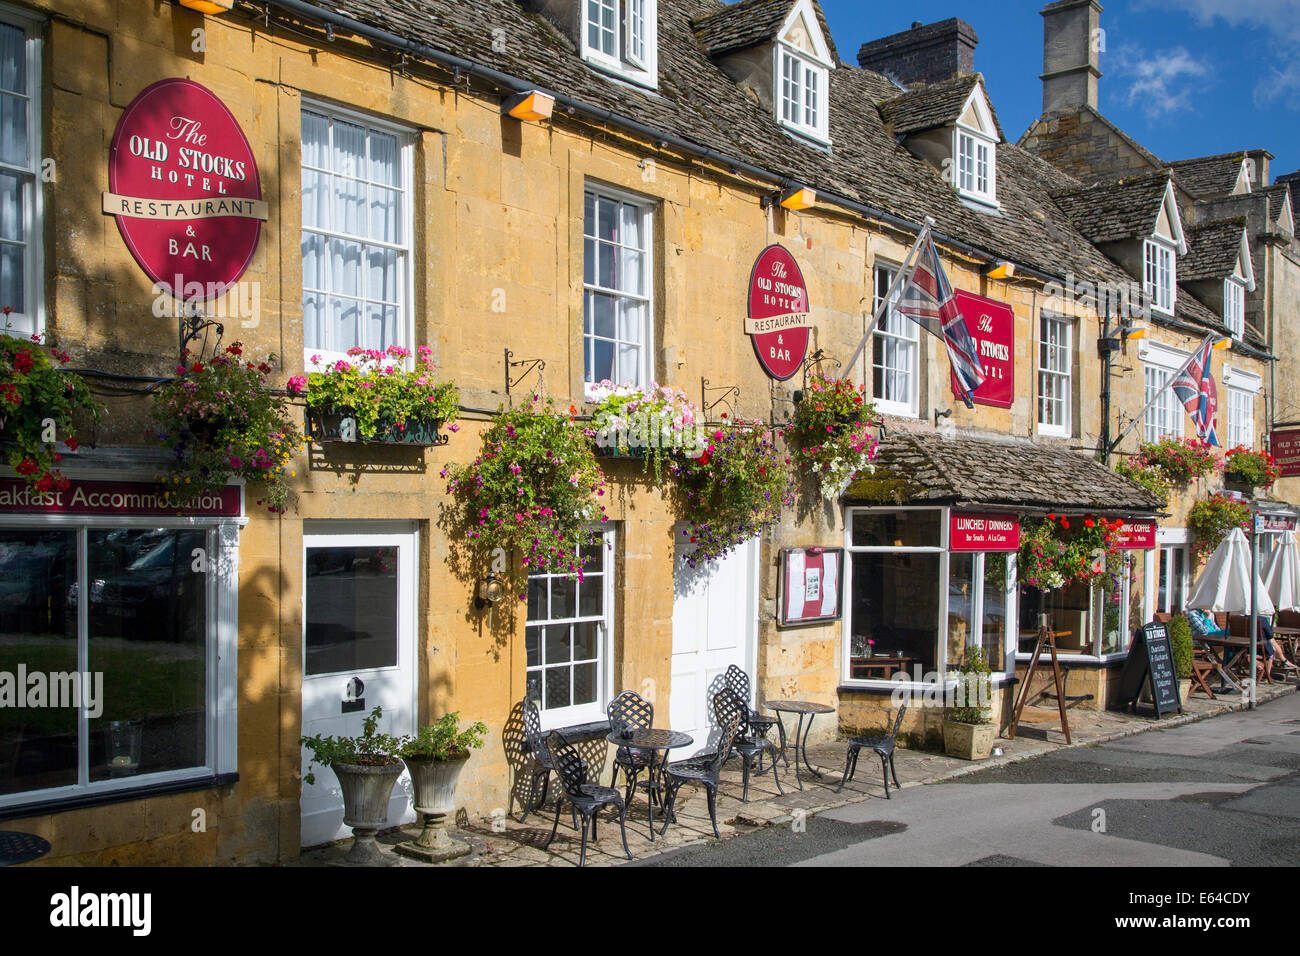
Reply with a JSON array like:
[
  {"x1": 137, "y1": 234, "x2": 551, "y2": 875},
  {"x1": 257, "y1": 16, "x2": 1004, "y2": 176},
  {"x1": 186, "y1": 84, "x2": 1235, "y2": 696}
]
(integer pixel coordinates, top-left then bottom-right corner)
[{"x1": 1114, "y1": 623, "x2": 1182, "y2": 717}]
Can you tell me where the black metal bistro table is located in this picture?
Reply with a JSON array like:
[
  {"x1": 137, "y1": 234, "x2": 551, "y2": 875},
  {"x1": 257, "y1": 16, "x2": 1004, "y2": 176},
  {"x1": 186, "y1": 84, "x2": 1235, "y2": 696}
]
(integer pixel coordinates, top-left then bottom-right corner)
[
  {"x1": 762, "y1": 700, "x2": 834, "y2": 789},
  {"x1": 606, "y1": 728, "x2": 693, "y2": 840},
  {"x1": 0, "y1": 830, "x2": 51, "y2": 866}
]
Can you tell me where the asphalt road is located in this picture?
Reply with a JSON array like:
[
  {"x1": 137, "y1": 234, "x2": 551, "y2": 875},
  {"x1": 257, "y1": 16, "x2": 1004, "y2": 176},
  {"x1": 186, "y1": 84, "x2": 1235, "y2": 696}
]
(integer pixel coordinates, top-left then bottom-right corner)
[{"x1": 639, "y1": 691, "x2": 1300, "y2": 867}]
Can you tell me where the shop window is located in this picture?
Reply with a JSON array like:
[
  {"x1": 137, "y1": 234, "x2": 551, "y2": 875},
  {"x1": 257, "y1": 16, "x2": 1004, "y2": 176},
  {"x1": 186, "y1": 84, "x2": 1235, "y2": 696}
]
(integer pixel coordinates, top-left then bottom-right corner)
[
  {"x1": 871, "y1": 265, "x2": 919, "y2": 418},
  {"x1": 583, "y1": 187, "x2": 652, "y2": 394},
  {"x1": 0, "y1": 13, "x2": 43, "y2": 337},
  {"x1": 300, "y1": 104, "x2": 413, "y2": 365},
  {"x1": 1019, "y1": 551, "x2": 1137, "y2": 658},
  {"x1": 0, "y1": 524, "x2": 235, "y2": 806},
  {"x1": 947, "y1": 551, "x2": 1011, "y2": 675},
  {"x1": 525, "y1": 529, "x2": 614, "y2": 728},
  {"x1": 1037, "y1": 314, "x2": 1072, "y2": 437},
  {"x1": 850, "y1": 508, "x2": 940, "y2": 549},
  {"x1": 850, "y1": 550, "x2": 942, "y2": 677},
  {"x1": 1156, "y1": 544, "x2": 1187, "y2": 615}
]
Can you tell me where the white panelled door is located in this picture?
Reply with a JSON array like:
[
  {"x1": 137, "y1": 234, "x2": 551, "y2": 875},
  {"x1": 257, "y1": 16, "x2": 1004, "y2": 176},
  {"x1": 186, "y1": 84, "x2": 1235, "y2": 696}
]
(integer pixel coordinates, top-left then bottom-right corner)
[
  {"x1": 670, "y1": 527, "x2": 759, "y2": 758},
  {"x1": 300, "y1": 525, "x2": 418, "y2": 848}
]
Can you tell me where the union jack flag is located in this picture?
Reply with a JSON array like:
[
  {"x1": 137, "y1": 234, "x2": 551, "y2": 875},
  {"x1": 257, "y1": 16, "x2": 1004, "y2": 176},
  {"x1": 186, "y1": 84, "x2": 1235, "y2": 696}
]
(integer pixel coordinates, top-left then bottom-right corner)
[
  {"x1": 895, "y1": 237, "x2": 986, "y2": 408},
  {"x1": 1169, "y1": 336, "x2": 1220, "y2": 446}
]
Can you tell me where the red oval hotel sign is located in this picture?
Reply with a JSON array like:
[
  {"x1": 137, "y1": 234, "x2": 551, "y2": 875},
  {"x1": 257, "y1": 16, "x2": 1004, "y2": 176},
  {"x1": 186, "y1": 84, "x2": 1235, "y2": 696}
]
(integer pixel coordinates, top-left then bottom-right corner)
[
  {"x1": 746, "y1": 245, "x2": 810, "y2": 381},
  {"x1": 103, "y1": 79, "x2": 266, "y2": 301}
]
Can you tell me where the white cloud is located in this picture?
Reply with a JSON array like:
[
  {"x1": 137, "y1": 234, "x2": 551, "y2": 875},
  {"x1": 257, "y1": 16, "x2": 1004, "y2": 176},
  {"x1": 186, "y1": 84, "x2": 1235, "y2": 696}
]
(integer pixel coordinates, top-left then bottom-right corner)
[
  {"x1": 1110, "y1": 44, "x2": 1211, "y2": 119},
  {"x1": 1141, "y1": 0, "x2": 1300, "y2": 107}
]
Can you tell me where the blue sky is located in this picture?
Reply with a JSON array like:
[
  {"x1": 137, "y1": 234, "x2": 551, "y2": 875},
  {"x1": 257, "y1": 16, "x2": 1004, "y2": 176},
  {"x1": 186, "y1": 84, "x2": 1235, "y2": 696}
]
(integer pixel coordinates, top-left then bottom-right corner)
[{"x1": 818, "y1": 0, "x2": 1300, "y2": 178}]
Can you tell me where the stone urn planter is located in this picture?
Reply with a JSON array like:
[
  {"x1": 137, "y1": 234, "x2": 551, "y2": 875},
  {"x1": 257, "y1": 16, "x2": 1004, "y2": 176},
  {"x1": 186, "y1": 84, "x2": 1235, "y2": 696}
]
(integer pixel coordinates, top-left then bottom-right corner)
[
  {"x1": 333, "y1": 759, "x2": 406, "y2": 866},
  {"x1": 942, "y1": 720, "x2": 996, "y2": 761},
  {"x1": 394, "y1": 752, "x2": 473, "y2": 863}
]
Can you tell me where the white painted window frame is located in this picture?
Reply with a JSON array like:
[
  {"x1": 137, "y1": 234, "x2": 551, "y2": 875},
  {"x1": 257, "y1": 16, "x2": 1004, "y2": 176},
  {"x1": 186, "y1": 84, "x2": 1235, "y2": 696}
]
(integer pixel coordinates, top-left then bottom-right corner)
[
  {"x1": 525, "y1": 527, "x2": 616, "y2": 730},
  {"x1": 871, "y1": 263, "x2": 920, "y2": 419},
  {"x1": 1143, "y1": 238, "x2": 1176, "y2": 317},
  {"x1": 300, "y1": 99, "x2": 415, "y2": 371},
  {"x1": 1224, "y1": 364, "x2": 1262, "y2": 450},
  {"x1": 0, "y1": 513, "x2": 241, "y2": 810},
  {"x1": 582, "y1": 182, "x2": 654, "y2": 397},
  {"x1": 582, "y1": 0, "x2": 657, "y2": 89},
  {"x1": 1037, "y1": 313, "x2": 1072, "y2": 437},
  {"x1": 1224, "y1": 277, "x2": 1245, "y2": 340},
  {"x1": 775, "y1": 43, "x2": 830, "y2": 146},
  {"x1": 954, "y1": 127, "x2": 996, "y2": 207},
  {"x1": 0, "y1": 4, "x2": 43, "y2": 339}
]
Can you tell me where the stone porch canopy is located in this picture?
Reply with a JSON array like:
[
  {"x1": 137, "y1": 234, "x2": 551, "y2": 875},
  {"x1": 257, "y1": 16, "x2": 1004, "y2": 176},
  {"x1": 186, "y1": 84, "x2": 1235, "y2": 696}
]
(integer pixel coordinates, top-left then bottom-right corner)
[{"x1": 846, "y1": 432, "x2": 1166, "y2": 514}]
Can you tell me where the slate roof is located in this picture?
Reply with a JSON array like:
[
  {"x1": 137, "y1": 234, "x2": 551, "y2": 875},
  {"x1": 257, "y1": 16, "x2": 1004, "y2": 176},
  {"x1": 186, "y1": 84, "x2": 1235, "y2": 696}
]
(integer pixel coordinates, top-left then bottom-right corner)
[
  {"x1": 1181, "y1": 218, "x2": 1246, "y2": 282},
  {"x1": 1049, "y1": 170, "x2": 1173, "y2": 246},
  {"x1": 691, "y1": 0, "x2": 839, "y2": 63},
  {"x1": 1168, "y1": 153, "x2": 1248, "y2": 200},
  {"x1": 858, "y1": 432, "x2": 1165, "y2": 512},
  {"x1": 877, "y1": 73, "x2": 1004, "y2": 141},
  {"x1": 284, "y1": 0, "x2": 1253, "y2": 343}
]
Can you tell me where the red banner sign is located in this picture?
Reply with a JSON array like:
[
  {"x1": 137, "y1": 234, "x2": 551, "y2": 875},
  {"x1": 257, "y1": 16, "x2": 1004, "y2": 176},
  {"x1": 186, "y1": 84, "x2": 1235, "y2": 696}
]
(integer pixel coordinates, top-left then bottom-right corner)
[
  {"x1": 0, "y1": 479, "x2": 242, "y2": 517},
  {"x1": 105, "y1": 78, "x2": 264, "y2": 302},
  {"x1": 747, "y1": 245, "x2": 810, "y2": 381},
  {"x1": 950, "y1": 512, "x2": 1019, "y2": 551},
  {"x1": 1113, "y1": 519, "x2": 1156, "y2": 550},
  {"x1": 949, "y1": 291, "x2": 1014, "y2": 409},
  {"x1": 1270, "y1": 428, "x2": 1300, "y2": 478}
]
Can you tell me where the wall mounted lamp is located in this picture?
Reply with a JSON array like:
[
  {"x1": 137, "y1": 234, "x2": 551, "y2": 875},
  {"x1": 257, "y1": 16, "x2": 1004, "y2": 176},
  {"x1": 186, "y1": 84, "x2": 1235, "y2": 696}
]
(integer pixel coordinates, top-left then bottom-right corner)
[
  {"x1": 502, "y1": 90, "x2": 555, "y2": 123},
  {"x1": 177, "y1": 0, "x2": 233, "y2": 11},
  {"x1": 761, "y1": 185, "x2": 817, "y2": 211},
  {"x1": 475, "y1": 576, "x2": 507, "y2": 610},
  {"x1": 984, "y1": 261, "x2": 1016, "y2": 280}
]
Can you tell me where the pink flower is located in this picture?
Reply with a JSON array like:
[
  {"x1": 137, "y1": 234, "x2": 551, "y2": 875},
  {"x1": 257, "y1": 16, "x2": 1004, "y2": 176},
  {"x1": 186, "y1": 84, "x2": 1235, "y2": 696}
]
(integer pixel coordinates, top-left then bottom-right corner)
[
  {"x1": 286, "y1": 375, "x2": 307, "y2": 395},
  {"x1": 332, "y1": 360, "x2": 352, "y2": 373}
]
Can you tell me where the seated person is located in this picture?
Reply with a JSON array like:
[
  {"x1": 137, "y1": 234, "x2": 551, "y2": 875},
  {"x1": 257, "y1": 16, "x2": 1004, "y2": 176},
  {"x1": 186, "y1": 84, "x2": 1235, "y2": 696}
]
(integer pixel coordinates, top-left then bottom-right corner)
[
  {"x1": 1185, "y1": 608, "x2": 1226, "y2": 636},
  {"x1": 1186, "y1": 609, "x2": 1295, "y2": 681}
]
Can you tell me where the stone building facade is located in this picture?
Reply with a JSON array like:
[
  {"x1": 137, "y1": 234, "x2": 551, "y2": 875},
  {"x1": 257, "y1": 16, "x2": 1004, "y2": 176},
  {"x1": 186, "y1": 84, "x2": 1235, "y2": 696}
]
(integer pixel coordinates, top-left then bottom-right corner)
[{"x1": 0, "y1": 0, "x2": 1277, "y2": 865}]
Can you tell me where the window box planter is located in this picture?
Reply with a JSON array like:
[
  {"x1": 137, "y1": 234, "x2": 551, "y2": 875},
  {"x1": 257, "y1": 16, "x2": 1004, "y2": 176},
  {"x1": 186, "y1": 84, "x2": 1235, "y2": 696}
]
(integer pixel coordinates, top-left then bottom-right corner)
[
  {"x1": 307, "y1": 406, "x2": 449, "y2": 446},
  {"x1": 1222, "y1": 476, "x2": 1256, "y2": 496}
]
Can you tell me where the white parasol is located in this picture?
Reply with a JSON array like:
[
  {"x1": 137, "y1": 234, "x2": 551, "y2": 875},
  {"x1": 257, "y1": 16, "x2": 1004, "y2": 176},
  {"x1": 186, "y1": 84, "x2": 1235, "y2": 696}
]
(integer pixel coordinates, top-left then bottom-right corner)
[
  {"x1": 1187, "y1": 527, "x2": 1275, "y2": 616},
  {"x1": 1264, "y1": 532, "x2": 1300, "y2": 611}
]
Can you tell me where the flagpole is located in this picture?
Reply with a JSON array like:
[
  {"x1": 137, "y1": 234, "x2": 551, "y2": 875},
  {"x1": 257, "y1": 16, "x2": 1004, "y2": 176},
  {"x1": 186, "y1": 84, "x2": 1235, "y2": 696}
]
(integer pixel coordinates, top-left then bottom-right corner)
[
  {"x1": 843, "y1": 217, "x2": 935, "y2": 376},
  {"x1": 1106, "y1": 333, "x2": 1219, "y2": 456}
]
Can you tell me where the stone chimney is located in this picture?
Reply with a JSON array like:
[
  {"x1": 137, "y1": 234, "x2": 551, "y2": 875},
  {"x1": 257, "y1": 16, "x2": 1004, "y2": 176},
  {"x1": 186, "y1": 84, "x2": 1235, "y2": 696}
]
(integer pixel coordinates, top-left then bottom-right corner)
[
  {"x1": 856, "y1": 18, "x2": 978, "y2": 89},
  {"x1": 1041, "y1": 0, "x2": 1102, "y2": 114}
]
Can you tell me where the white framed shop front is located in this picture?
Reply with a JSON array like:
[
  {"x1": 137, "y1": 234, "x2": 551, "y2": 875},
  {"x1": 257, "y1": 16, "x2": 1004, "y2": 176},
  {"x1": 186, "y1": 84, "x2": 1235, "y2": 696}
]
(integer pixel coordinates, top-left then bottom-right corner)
[
  {"x1": 0, "y1": 473, "x2": 242, "y2": 817},
  {"x1": 841, "y1": 506, "x2": 1017, "y2": 691}
]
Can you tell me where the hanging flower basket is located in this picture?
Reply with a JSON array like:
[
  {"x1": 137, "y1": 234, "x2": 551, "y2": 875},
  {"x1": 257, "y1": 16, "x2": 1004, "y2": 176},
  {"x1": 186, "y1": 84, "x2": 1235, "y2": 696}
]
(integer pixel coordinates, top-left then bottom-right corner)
[
  {"x1": 1189, "y1": 493, "x2": 1253, "y2": 560},
  {"x1": 1017, "y1": 513, "x2": 1125, "y2": 590},
  {"x1": 784, "y1": 374, "x2": 880, "y2": 500},
  {"x1": 0, "y1": 320, "x2": 98, "y2": 493},
  {"x1": 149, "y1": 342, "x2": 301, "y2": 514},
  {"x1": 1129, "y1": 436, "x2": 1218, "y2": 489},
  {"x1": 293, "y1": 346, "x2": 459, "y2": 446},
  {"x1": 586, "y1": 381, "x2": 705, "y2": 481},
  {"x1": 1222, "y1": 445, "x2": 1278, "y2": 493}
]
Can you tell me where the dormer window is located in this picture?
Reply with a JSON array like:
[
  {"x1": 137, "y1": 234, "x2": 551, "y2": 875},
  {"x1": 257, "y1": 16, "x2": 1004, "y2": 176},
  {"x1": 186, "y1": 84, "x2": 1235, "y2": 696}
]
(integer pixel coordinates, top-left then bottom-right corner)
[
  {"x1": 956, "y1": 129, "x2": 994, "y2": 204},
  {"x1": 1224, "y1": 278, "x2": 1245, "y2": 339},
  {"x1": 1144, "y1": 239, "x2": 1175, "y2": 316},
  {"x1": 778, "y1": 45, "x2": 827, "y2": 142},
  {"x1": 583, "y1": 0, "x2": 657, "y2": 88}
]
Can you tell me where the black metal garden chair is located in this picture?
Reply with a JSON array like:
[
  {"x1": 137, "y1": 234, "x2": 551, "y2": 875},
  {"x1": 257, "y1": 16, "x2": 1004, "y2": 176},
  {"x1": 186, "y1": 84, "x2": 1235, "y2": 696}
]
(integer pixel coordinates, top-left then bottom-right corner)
[
  {"x1": 542, "y1": 731, "x2": 632, "y2": 867},
  {"x1": 723, "y1": 664, "x2": 786, "y2": 769},
  {"x1": 835, "y1": 702, "x2": 907, "y2": 798},
  {"x1": 519, "y1": 695, "x2": 555, "y2": 822},
  {"x1": 658, "y1": 711, "x2": 741, "y2": 839},
  {"x1": 606, "y1": 690, "x2": 657, "y2": 804},
  {"x1": 713, "y1": 686, "x2": 783, "y2": 802}
]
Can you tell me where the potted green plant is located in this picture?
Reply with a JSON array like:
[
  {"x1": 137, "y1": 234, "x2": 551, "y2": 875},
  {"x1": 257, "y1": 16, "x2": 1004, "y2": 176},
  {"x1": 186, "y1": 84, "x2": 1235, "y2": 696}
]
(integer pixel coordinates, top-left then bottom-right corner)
[
  {"x1": 294, "y1": 346, "x2": 459, "y2": 445},
  {"x1": 393, "y1": 712, "x2": 488, "y2": 862},
  {"x1": 784, "y1": 373, "x2": 880, "y2": 500},
  {"x1": 149, "y1": 342, "x2": 302, "y2": 514},
  {"x1": 300, "y1": 706, "x2": 405, "y2": 866},
  {"x1": 1168, "y1": 614, "x2": 1194, "y2": 704},
  {"x1": 942, "y1": 647, "x2": 996, "y2": 760},
  {"x1": 0, "y1": 322, "x2": 98, "y2": 492},
  {"x1": 1222, "y1": 445, "x2": 1279, "y2": 495}
]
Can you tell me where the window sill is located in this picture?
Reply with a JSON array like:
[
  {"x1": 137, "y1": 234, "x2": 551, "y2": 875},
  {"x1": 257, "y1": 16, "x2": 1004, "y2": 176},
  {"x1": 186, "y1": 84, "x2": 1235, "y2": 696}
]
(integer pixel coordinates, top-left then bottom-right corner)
[
  {"x1": 0, "y1": 772, "x2": 238, "y2": 822},
  {"x1": 836, "y1": 675, "x2": 1017, "y2": 696},
  {"x1": 1037, "y1": 424, "x2": 1070, "y2": 439}
]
